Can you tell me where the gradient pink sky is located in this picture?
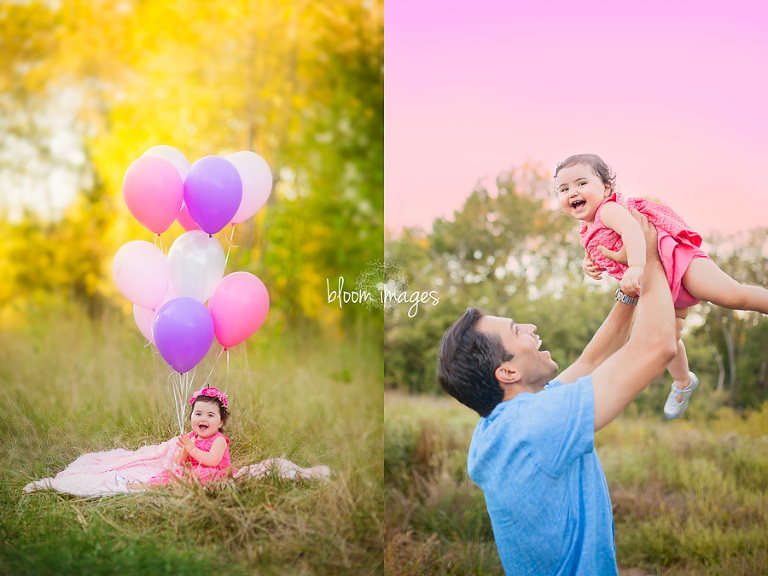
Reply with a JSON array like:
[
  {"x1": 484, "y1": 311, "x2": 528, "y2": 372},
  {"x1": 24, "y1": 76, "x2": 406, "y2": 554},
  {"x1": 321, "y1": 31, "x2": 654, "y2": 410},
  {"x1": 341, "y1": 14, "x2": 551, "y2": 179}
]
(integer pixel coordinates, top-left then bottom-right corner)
[{"x1": 385, "y1": 0, "x2": 768, "y2": 240}]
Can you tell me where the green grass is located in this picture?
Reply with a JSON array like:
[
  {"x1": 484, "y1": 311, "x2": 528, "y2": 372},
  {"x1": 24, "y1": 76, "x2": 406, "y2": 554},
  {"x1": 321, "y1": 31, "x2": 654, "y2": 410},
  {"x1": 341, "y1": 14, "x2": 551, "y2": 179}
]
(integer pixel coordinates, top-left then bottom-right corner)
[
  {"x1": 0, "y1": 306, "x2": 383, "y2": 575},
  {"x1": 385, "y1": 391, "x2": 768, "y2": 576}
]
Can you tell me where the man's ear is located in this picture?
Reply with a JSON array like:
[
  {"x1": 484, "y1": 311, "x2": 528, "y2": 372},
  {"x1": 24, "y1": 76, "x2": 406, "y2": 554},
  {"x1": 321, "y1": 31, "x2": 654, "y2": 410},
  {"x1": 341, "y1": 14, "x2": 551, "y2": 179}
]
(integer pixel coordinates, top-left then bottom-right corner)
[{"x1": 495, "y1": 361, "x2": 521, "y2": 385}]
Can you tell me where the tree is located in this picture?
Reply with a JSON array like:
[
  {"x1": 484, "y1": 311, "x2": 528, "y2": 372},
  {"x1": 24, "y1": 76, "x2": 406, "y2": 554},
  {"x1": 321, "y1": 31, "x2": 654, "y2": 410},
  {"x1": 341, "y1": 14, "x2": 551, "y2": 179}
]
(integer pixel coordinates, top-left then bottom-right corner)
[
  {"x1": 692, "y1": 228, "x2": 768, "y2": 407},
  {"x1": 385, "y1": 166, "x2": 768, "y2": 410},
  {"x1": 385, "y1": 164, "x2": 612, "y2": 393}
]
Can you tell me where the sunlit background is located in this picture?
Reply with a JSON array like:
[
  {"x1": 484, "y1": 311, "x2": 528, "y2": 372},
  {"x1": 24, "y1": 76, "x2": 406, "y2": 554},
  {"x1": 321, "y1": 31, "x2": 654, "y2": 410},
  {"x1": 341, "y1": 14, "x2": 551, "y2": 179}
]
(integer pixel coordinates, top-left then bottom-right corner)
[
  {"x1": 1, "y1": 2, "x2": 383, "y2": 574},
  {"x1": 1, "y1": 0, "x2": 382, "y2": 331}
]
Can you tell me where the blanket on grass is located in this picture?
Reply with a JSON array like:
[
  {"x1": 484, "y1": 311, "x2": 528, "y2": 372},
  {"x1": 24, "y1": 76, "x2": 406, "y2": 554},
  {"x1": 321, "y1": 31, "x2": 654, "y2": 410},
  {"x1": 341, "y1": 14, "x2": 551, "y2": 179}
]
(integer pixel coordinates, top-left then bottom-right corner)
[{"x1": 22, "y1": 439, "x2": 332, "y2": 497}]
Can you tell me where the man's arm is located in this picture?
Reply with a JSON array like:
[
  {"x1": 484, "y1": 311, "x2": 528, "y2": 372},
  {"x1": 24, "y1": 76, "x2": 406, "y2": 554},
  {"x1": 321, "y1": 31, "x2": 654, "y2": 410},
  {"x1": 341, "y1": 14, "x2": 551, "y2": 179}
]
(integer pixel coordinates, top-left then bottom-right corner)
[
  {"x1": 557, "y1": 210, "x2": 650, "y2": 384},
  {"x1": 591, "y1": 212, "x2": 677, "y2": 431}
]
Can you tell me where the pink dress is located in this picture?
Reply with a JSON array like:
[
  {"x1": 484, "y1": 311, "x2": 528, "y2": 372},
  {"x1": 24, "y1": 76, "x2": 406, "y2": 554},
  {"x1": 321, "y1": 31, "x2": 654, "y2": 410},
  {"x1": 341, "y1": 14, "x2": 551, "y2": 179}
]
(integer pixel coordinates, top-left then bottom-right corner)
[
  {"x1": 148, "y1": 431, "x2": 231, "y2": 485},
  {"x1": 580, "y1": 193, "x2": 711, "y2": 308}
]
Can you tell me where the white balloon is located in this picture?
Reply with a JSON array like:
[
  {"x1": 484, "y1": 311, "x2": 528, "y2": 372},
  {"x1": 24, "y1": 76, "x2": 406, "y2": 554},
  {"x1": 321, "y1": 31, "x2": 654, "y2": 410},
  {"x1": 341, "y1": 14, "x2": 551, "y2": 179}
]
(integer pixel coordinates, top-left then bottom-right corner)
[
  {"x1": 143, "y1": 145, "x2": 191, "y2": 179},
  {"x1": 168, "y1": 231, "x2": 226, "y2": 303},
  {"x1": 227, "y1": 150, "x2": 272, "y2": 224}
]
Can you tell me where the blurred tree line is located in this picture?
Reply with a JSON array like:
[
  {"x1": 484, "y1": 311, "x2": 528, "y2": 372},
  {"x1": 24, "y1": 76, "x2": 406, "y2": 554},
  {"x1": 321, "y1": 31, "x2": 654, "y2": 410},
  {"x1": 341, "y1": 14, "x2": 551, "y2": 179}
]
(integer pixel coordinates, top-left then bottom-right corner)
[
  {"x1": 0, "y1": 0, "x2": 382, "y2": 331},
  {"x1": 385, "y1": 164, "x2": 768, "y2": 410}
]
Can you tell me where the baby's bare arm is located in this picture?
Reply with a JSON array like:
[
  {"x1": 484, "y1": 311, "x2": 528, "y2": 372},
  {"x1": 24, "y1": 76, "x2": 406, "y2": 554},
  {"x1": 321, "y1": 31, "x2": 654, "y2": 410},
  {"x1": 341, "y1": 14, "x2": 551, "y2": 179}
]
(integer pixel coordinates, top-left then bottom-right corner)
[
  {"x1": 600, "y1": 202, "x2": 646, "y2": 268},
  {"x1": 600, "y1": 202, "x2": 647, "y2": 295},
  {"x1": 188, "y1": 436, "x2": 227, "y2": 467}
]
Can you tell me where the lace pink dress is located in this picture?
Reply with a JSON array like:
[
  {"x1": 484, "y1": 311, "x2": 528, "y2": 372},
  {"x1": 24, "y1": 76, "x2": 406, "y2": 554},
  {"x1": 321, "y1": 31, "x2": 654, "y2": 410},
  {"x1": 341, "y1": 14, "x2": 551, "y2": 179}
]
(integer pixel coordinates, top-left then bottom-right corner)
[
  {"x1": 580, "y1": 193, "x2": 711, "y2": 308},
  {"x1": 148, "y1": 431, "x2": 231, "y2": 485}
]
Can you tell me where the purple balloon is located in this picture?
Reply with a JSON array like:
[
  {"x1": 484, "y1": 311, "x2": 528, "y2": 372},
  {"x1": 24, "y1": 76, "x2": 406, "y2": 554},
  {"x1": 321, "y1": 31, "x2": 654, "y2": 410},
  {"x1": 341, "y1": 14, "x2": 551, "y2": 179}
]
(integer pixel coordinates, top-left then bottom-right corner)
[
  {"x1": 183, "y1": 156, "x2": 243, "y2": 235},
  {"x1": 153, "y1": 297, "x2": 214, "y2": 373}
]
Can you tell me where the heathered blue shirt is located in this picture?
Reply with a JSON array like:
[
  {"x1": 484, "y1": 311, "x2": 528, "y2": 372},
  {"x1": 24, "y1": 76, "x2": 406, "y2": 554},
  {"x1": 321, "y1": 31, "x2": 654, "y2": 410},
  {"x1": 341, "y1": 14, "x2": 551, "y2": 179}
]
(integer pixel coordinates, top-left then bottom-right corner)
[{"x1": 467, "y1": 376, "x2": 618, "y2": 576}]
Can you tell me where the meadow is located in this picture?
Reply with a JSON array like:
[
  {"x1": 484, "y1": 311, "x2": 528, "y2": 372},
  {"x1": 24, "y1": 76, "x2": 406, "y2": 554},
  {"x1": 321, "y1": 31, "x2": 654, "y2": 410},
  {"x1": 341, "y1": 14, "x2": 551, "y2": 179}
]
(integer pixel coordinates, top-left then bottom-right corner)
[
  {"x1": 385, "y1": 391, "x2": 768, "y2": 576},
  {"x1": 0, "y1": 306, "x2": 383, "y2": 575}
]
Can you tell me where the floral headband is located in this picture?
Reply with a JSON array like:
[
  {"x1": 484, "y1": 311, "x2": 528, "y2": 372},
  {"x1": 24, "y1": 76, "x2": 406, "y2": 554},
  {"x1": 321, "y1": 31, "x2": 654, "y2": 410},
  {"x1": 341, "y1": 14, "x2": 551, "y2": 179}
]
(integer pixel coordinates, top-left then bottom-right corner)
[{"x1": 189, "y1": 387, "x2": 228, "y2": 408}]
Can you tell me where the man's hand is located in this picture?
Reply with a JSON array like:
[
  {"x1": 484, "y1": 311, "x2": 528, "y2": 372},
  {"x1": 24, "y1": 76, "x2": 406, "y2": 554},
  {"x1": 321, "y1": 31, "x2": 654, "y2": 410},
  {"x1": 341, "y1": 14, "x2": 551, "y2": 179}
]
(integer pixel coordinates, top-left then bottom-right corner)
[
  {"x1": 582, "y1": 251, "x2": 603, "y2": 280},
  {"x1": 597, "y1": 205, "x2": 658, "y2": 264},
  {"x1": 597, "y1": 244, "x2": 627, "y2": 265},
  {"x1": 601, "y1": 210, "x2": 658, "y2": 296},
  {"x1": 632, "y1": 209, "x2": 659, "y2": 264}
]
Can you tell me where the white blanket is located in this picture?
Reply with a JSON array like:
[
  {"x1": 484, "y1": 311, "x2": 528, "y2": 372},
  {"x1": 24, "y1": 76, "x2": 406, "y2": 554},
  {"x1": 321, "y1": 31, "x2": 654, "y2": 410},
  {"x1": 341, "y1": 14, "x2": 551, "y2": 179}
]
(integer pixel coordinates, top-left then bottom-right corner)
[{"x1": 23, "y1": 440, "x2": 332, "y2": 497}]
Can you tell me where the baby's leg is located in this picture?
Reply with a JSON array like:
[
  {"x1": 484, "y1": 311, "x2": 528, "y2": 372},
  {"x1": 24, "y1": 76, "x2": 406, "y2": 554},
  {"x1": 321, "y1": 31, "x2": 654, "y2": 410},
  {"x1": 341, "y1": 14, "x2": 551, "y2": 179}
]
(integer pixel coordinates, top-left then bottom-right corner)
[
  {"x1": 683, "y1": 258, "x2": 768, "y2": 314},
  {"x1": 667, "y1": 310, "x2": 691, "y2": 403}
]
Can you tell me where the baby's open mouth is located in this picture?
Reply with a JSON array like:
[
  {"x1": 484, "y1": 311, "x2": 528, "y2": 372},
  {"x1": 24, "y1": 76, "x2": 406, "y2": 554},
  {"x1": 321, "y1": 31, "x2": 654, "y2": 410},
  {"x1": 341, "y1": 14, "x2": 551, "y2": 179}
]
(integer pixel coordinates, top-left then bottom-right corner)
[
  {"x1": 198, "y1": 424, "x2": 208, "y2": 431},
  {"x1": 571, "y1": 200, "x2": 586, "y2": 210}
]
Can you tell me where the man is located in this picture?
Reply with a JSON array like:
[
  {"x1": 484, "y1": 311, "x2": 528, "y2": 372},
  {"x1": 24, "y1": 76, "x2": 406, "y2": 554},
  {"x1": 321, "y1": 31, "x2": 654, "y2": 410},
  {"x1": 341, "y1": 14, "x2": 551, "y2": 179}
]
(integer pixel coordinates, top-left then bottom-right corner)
[{"x1": 437, "y1": 212, "x2": 677, "y2": 575}]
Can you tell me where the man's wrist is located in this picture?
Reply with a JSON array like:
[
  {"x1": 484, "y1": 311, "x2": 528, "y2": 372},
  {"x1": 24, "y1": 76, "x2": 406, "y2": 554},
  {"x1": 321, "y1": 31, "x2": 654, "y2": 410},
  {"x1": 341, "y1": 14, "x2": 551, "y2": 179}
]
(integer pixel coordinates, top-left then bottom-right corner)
[{"x1": 615, "y1": 287, "x2": 638, "y2": 306}]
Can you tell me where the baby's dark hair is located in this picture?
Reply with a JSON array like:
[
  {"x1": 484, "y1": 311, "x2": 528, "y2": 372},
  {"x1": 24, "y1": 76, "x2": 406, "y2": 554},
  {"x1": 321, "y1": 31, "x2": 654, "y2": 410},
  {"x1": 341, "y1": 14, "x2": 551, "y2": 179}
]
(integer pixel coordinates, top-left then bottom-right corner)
[
  {"x1": 189, "y1": 396, "x2": 230, "y2": 431},
  {"x1": 555, "y1": 153, "x2": 617, "y2": 194}
]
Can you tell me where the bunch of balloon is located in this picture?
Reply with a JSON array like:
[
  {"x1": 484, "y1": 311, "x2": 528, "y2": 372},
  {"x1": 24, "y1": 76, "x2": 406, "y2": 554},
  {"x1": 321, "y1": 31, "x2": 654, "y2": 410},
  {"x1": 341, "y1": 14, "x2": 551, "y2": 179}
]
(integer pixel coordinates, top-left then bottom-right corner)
[{"x1": 112, "y1": 145, "x2": 273, "y2": 434}]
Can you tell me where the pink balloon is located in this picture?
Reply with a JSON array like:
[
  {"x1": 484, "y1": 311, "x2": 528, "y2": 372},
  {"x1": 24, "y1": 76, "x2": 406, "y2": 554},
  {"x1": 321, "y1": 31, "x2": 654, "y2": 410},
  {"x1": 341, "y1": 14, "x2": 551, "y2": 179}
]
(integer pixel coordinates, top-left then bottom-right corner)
[
  {"x1": 133, "y1": 304, "x2": 158, "y2": 343},
  {"x1": 208, "y1": 272, "x2": 269, "y2": 349},
  {"x1": 177, "y1": 202, "x2": 200, "y2": 231},
  {"x1": 112, "y1": 241, "x2": 169, "y2": 309},
  {"x1": 132, "y1": 284, "x2": 177, "y2": 343},
  {"x1": 183, "y1": 156, "x2": 242, "y2": 235},
  {"x1": 227, "y1": 151, "x2": 272, "y2": 224},
  {"x1": 122, "y1": 155, "x2": 184, "y2": 234}
]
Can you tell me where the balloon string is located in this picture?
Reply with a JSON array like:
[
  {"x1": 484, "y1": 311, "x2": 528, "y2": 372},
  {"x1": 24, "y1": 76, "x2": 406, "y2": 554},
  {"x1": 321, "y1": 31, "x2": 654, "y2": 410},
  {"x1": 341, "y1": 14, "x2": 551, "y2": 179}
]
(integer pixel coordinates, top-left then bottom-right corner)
[
  {"x1": 223, "y1": 224, "x2": 238, "y2": 267},
  {"x1": 186, "y1": 367, "x2": 196, "y2": 403},
  {"x1": 154, "y1": 233, "x2": 165, "y2": 254},
  {"x1": 169, "y1": 371, "x2": 182, "y2": 436},
  {"x1": 225, "y1": 348, "x2": 230, "y2": 393},
  {"x1": 200, "y1": 347, "x2": 225, "y2": 389},
  {"x1": 169, "y1": 369, "x2": 197, "y2": 436},
  {"x1": 227, "y1": 224, "x2": 239, "y2": 248},
  {"x1": 178, "y1": 372, "x2": 185, "y2": 435}
]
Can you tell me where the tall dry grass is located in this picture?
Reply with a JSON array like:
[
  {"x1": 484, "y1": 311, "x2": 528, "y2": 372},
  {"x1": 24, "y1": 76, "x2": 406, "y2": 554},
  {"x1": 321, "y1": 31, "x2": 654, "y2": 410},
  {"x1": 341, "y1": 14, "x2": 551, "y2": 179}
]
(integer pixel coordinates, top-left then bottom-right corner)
[
  {"x1": 385, "y1": 391, "x2": 768, "y2": 576},
  {"x1": 0, "y1": 305, "x2": 383, "y2": 575}
]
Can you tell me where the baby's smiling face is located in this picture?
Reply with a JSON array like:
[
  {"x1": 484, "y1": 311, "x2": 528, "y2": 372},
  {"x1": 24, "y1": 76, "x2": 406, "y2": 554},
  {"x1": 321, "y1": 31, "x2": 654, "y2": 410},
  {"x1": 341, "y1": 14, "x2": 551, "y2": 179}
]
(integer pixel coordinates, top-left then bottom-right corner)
[
  {"x1": 556, "y1": 164, "x2": 612, "y2": 223},
  {"x1": 190, "y1": 400, "x2": 223, "y2": 438}
]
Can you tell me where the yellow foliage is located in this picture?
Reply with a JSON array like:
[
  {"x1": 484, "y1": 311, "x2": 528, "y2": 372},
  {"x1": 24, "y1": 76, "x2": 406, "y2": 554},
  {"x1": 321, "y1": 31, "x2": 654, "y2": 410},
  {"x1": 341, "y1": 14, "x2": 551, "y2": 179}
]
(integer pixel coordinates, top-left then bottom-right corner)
[{"x1": 1, "y1": 0, "x2": 383, "y2": 330}]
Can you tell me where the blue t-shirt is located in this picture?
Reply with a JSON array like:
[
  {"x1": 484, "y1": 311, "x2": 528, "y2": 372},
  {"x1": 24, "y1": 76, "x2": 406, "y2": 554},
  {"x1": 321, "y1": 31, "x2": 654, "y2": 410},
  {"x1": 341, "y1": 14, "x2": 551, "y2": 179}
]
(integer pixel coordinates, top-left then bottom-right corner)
[{"x1": 467, "y1": 376, "x2": 617, "y2": 576}]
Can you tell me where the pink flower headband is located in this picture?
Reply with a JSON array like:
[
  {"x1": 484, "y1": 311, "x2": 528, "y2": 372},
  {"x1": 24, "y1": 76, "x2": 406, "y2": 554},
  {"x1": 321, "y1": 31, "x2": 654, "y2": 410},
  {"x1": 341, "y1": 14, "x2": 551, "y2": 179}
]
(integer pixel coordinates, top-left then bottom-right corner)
[{"x1": 189, "y1": 387, "x2": 228, "y2": 408}]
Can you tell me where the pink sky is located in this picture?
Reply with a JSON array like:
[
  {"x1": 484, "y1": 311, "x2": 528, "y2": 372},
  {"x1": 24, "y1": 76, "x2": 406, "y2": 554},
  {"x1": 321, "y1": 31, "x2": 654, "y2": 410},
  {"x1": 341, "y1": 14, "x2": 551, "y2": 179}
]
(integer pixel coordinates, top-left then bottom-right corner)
[{"x1": 385, "y1": 0, "x2": 768, "y2": 240}]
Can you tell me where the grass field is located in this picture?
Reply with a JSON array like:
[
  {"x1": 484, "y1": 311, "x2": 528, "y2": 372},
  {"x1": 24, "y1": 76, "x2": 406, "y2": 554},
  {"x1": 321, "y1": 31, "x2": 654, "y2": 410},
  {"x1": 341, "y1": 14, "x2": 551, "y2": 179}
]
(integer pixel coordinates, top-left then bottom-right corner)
[
  {"x1": 0, "y1": 306, "x2": 383, "y2": 575},
  {"x1": 385, "y1": 391, "x2": 768, "y2": 576}
]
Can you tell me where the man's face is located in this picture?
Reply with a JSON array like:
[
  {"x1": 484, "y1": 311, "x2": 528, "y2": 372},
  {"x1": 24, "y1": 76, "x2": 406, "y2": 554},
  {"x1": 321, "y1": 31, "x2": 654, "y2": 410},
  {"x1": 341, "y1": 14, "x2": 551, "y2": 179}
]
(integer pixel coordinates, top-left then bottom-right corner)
[{"x1": 476, "y1": 315, "x2": 558, "y2": 391}]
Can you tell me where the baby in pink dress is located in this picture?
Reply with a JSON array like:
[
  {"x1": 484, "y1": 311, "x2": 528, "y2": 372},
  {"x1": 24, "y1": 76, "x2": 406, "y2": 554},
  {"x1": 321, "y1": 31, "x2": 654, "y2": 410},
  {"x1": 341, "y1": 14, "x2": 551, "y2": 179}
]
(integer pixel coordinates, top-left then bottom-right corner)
[
  {"x1": 126, "y1": 386, "x2": 232, "y2": 488},
  {"x1": 556, "y1": 154, "x2": 768, "y2": 419},
  {"x1": 581, "y1": 192, "x2": 709, "y2": 309}
]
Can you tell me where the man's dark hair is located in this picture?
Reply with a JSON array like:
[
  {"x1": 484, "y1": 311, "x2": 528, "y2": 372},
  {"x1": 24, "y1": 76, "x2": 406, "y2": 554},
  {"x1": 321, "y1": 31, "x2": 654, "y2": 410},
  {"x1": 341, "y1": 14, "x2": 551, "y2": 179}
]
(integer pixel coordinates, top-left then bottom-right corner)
[{"x1": 437, "y1": 308, "x2": 512, "y2": 417}]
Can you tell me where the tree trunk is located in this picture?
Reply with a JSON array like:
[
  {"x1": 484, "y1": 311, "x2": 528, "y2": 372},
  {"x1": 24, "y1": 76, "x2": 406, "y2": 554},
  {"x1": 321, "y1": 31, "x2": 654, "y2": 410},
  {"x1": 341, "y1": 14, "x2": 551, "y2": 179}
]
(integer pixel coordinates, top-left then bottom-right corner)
[
  {"x1": 712, "y1": 346, "x2": 725, "y2": 392},
  {"x1": 720, "y1": 318, "x2": 737, "y2": 404}
]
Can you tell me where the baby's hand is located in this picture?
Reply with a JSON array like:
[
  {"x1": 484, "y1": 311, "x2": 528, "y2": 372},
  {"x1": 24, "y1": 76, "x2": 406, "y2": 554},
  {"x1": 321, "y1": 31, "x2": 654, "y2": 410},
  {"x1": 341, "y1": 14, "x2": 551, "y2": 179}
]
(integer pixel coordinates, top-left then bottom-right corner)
[
  {"x1": 620, "y1": 266, "x2": 643, "y2": 297},
  {"x1": 176, "y1": 434, "x2": 195, "y2": 452},
  {"x1": 582, "y1": 252, "x2": 603, "y2": 280}
]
